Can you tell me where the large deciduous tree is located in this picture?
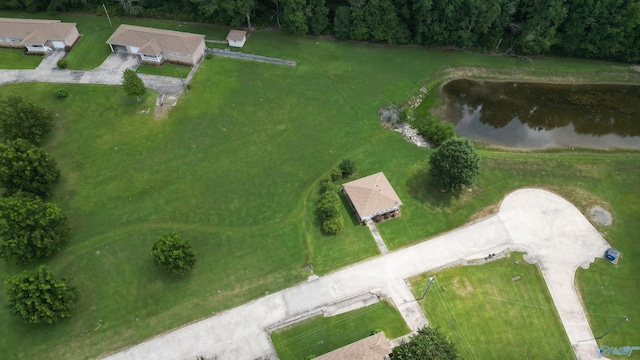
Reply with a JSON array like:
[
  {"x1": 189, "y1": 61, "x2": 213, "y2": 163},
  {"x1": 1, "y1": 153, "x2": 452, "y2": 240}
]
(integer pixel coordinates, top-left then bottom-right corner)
[
  {"x1": 0, "y1": 139, "x2": 60, "y2": 198},
  {"x1": 428, "y1": 137, "x2": 480, "y2": 191},
  {"x1": 122, "y1": 69, "x2": 146, "y2": 100},
  {"x1": 0, "y1": 95, "x2": 52, "y2": 144},
  {"x1": 0, "y1": 194, "x2": 70, "y2": 264},
  {"x1": 151, "y1": 233, "x2": 197, "y2": 275},
  {"x1": 5, "y1": 265, "x2": 78, "y2": 324},
  {"x1": 393, "y1": 326, "x2": 459, "y2": 360}
]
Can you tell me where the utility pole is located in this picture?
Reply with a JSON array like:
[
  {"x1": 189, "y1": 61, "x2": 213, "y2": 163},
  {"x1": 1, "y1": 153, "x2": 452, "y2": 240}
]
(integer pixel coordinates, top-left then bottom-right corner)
[
  {"x1": 103, "y1": 4, "x2": 113, "y2": 27},
  {"x1": 595, "y1": 316, "x2": 629, "y2": 340},
  {"x1": 418, "y1": 276, "x2": 436, "y2": 300}
]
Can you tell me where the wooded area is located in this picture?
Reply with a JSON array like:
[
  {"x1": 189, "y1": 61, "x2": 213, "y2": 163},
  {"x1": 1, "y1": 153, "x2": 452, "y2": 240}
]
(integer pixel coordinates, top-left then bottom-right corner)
[{"x1": 2, "y1": 0, "x2": 639, "y2": 62}]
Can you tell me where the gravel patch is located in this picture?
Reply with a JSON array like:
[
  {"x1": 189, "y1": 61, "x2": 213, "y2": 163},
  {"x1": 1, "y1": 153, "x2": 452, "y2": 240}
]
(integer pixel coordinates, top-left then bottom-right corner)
[
  {"x1": 379, "y1": 106, "x2": 431, "y2": 148},
  {"x1": 588, "y1": 205, "x2": 612, "y2": 226}
]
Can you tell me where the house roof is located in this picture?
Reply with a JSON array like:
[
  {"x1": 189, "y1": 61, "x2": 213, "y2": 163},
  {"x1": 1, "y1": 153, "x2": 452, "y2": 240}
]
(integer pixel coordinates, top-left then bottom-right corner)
[
  {"x1": 343, "y1": 172, "x2": 403, "y2": 220},
  {"x1": 0, "y1": 18, "x2": 77, "y2": 44},
  {"x1": 106, "y1": 24, "x2": 205, "y2": 56},
  {"x1": 226, "y1": 29, "x2": 247, "y2": 42},
  {"x1": 315, "y1": 333, "x2": 391, "y2": 360}
]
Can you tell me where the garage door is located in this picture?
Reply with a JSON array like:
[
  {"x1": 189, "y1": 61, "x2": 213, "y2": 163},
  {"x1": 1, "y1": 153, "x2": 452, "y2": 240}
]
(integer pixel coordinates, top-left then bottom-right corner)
[
  {"x1": 129, "y1": 46, "x2": 140, "y2": 54},
  {"x1": 52, "y1": 41, "x2": 65, "y2": 49}
]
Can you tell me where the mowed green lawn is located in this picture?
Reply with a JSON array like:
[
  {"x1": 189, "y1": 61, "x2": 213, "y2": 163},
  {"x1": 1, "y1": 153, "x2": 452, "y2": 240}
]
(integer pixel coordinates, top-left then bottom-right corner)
[
  {"x1": 136, "y1": 62, "x2": 192, "y2": 78},
  {"x1": 271, "y1": 300, "x2": 410, "y2": 360},
  {"x1": 0, "y1": 20, "x2": 638, "y2": 360},
  {"x1": 0, "y1": 48, "x2": 43, "y2": 69},
  {"x1": 412, "y1": 253, "x2": 574, "y2": 359}
]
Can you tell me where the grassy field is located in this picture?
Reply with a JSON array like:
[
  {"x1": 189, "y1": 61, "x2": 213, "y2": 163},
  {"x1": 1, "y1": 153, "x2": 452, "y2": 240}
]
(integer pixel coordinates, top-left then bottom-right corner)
[
  {"x1": 0, "y1": 49, "x2": 43, "y2": 69},
  {"x1": 0, "y1": 14, "x2": 638, "y2": 360},
  {"x1": 271, "y1": 300, "x2": 410, "y2": 360},
  {"x1": 411, "y1": 253, "x2": 574, "y2": 359},
  {"x1": 136, "y1": 62, "x2": 192, "y2": 78}
]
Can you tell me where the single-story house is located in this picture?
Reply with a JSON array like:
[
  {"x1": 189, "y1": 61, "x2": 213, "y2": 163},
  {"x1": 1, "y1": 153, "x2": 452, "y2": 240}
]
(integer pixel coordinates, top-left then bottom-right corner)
[
  {"x1": 106, "y1": 24, "x2": 206, "y2": 65},
  {"x1": 0, "y1": 18, "x2": 80, "y2": 53},
  {"x1": 315, "y1": 332, "x2": 391, "y2": 360},
  {"x1": 343, "y1": 172, "x2": 403, "y2": 223},
  {"x1": 226, "y1": 30, "x2": 247, "y2": 48}
]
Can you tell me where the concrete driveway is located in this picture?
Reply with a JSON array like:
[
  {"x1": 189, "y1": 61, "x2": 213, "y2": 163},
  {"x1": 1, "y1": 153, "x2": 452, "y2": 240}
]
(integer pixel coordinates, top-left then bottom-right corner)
[
  {"x1": 0, "y1": 51, "x2": 185, "y2": 94},
  {"x1": 102, "y1": 189, "x2": 608, "y2": 360}
]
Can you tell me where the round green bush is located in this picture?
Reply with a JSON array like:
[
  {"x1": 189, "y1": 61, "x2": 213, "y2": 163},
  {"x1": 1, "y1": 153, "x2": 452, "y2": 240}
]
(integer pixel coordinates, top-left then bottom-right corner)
[
  {"x1": 322, "y1": 215, "x2": 344, "y2": 235},
  {"x1": 151, "y1": 233, "x2": 196, "y2": 275},
  {"x1": 55, "y1": 88, "x2": 69, "y2": 99},
  {"x1": 56, "y1": 59, "x2": 67, "y2": 69}
]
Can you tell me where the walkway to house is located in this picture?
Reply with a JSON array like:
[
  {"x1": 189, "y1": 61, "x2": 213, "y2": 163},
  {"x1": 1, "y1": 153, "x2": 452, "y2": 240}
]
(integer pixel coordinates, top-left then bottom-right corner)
[
  {"x1": 0, "y1": 51, "x2": 185, "y2": 94},
  {"x1": 366, "y1": 220, "x2": 389, "y2": 254},
  {"x1": 103, "y1": 189, "x2": 608, "y2": 360}
]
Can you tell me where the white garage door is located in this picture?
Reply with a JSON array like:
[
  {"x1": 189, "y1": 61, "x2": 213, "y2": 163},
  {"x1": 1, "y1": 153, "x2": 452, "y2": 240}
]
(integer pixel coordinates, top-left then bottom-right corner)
[
  {"x1": 129, "y1": 46, "x2": 140, "y2": 54},
  {"x1": 52, "y1": 41, "x2": 65, "y2": 49}
]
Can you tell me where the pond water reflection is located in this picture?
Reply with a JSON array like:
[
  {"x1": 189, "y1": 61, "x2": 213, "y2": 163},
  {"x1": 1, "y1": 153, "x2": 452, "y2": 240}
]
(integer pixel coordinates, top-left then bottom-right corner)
[{"x1": 442, "y1": 79, "x2": 640, "y2": 149}]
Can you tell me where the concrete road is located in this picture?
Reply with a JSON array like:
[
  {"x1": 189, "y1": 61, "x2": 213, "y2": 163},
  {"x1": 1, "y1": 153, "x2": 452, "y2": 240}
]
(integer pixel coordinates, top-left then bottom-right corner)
[
  {"x1": 103, "y1": 189, "x2": 608, "y2": 360},
  {"x1": 0, "y1": 51, "x2": 185, "y2": 94}
]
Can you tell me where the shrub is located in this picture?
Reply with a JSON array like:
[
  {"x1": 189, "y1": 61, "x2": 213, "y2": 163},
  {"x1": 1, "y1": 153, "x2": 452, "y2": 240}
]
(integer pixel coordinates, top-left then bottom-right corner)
[
  {"x1": 339, "y1": 158, "x2": 357, "y2": 178},
  {"x1": 317, "y1": 191, "x2": 341, "y2": 220},
  {"x1": 417, "y1": 114, "x2": 457, "y2": 147},
  {"x1": 322, "y1": 215, "x2": 344, "y2": 234},
  {"x1": 370, "y1": 328, "x2": 384, "y2": 336},
  {"x1": 428, "y1": 137, "x2": 480, "y2": 192},
  {"x1": 5, "y1": 265, "x2": 78, "y2": 324},
  {"x1": 205, "y1": 52, "x2": 213, "y2": 60},
  {"x1": 55, "y1": 88, "x2": 69, "y2": 99},
  {"x1": 319, "y1": 179, "x2": 336, "y2": 194},
  {"x1": 151, "y1": 233, "x2": 196, "y2": 275},
  {"x1": 56, "y1": 59, "x2": 67, "y2": 69},
  {"x1": 330, "y1": 167, "x2": 343, "y2": 182}
]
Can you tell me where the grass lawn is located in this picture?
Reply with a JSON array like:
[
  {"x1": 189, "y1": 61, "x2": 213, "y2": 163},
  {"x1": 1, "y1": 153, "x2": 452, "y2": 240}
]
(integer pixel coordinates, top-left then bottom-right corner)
[
  {"x1": 0, "y1": 49, "x2": 43, "y2": 69},
  {"x1": 136, "y1": 62, "x2": 192, "y2": 78},
  {"x1": 0, "y1": 16, "x2": 638, "y2": 360},
  {"x1": 271, "y1": 300, "x2": 410, "y2": 360},
  {"x1": 411, "y1": 253, "x2": 574, "y2": 359}
]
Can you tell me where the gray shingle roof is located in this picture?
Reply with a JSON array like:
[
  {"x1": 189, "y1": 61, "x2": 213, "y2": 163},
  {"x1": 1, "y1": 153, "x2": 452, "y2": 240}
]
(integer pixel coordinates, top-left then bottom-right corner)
[{"x1": 106, "y1": 24, "x2": 204, "y2": 56}]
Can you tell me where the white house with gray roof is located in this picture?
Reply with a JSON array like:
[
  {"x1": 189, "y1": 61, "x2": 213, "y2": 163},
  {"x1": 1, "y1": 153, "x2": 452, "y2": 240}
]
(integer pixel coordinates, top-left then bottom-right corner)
[
  {"x1": 106, "y1": 24, "x2": 205, "y2": 65},
  {"x1": 0, "y1": 18, "x2": 80, "y2": 53}
]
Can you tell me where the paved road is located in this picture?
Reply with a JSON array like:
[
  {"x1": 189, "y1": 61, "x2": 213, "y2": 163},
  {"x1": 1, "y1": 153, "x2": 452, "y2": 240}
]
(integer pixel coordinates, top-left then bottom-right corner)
[
  {"x1": 0, "y1": 51, "x2": 185, "y2": 94},
  {"x1": 103, "y1": 189, "x2": 608, "y2": 360}
]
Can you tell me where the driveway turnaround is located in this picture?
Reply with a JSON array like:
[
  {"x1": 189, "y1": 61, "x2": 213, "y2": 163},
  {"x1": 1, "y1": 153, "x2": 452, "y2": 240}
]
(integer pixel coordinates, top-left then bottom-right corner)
[
  {"x1": 0, "y1": 51, "x2": 185, "y2": 94},
  {"x1": 103, "y1": 189, "x2": 608, "y2": 360}
]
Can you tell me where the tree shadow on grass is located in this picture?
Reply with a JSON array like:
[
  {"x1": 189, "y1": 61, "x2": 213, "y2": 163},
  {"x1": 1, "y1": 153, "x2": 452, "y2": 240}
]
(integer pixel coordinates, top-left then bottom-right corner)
[{"x1": 406, "y1": 168, "x2": 462, "y2": 207}]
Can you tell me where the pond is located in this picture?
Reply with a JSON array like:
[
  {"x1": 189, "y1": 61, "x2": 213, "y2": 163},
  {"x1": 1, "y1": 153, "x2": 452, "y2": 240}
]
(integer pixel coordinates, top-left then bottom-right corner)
[{"x1": 442, "y1": 79, "x2": 640, "y2": 149}]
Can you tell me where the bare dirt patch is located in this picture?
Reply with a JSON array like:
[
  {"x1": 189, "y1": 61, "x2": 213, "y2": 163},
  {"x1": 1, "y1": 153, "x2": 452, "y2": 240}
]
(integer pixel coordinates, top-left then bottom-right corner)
[
  {"x1": 154, "y1": 93, "x2": 180, "y2": 120},
  {"x1": 452, "y1": 277, "x2": 474, "y2": 296}
]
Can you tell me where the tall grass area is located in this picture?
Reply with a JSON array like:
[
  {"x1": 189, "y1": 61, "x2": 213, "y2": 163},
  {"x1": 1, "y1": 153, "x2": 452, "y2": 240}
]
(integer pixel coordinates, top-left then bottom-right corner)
[
  {"x1": 271, "y1": 300, "x2": 409, "y2": 360},
  {"x1": 0, "y1": 22, "x2": 638, "y2": 359},
  {"x1": 411, "y1": 253, "x2": 574, "y2": 359}
]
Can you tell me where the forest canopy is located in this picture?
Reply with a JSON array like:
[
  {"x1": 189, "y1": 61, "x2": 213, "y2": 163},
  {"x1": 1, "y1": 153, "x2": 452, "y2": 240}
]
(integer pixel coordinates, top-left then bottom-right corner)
[{"x1": 2, "y1": 0, "x2": 639, "y2": 63}]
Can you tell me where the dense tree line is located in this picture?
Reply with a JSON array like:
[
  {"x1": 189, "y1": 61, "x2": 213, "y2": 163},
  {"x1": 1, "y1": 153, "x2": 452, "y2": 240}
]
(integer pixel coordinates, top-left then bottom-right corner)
[{"x1": 2, "y1": 0, "x2": 639, "y2": 62}]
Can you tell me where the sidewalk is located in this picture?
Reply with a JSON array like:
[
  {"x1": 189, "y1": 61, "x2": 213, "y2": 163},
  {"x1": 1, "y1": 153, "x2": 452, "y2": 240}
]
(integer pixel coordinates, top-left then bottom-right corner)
[{"x1": 103, "y1": 189, "x2": 608, "y2": 360}]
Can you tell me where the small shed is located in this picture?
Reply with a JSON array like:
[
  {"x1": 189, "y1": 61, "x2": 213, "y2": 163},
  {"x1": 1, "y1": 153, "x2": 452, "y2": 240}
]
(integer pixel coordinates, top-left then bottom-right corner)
[
  {"x1": 226, "y1": 30, "x2": 247, "y2": 48},
  {"x1": 343, "y1": 172, "x2": 403, "y2": 224},
  {"x1": 605, "y1": 248, "x2": 620, "y2": 263}
]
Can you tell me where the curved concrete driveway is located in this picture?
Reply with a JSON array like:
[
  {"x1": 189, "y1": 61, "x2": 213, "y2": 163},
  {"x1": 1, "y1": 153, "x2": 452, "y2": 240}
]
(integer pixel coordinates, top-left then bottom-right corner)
[
  {"x1": 103, "y1": 189, "x2": 608, "y2": 360},
  {"x1": 0, "y1": 51, "x2": 185, "y2": 94}
]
